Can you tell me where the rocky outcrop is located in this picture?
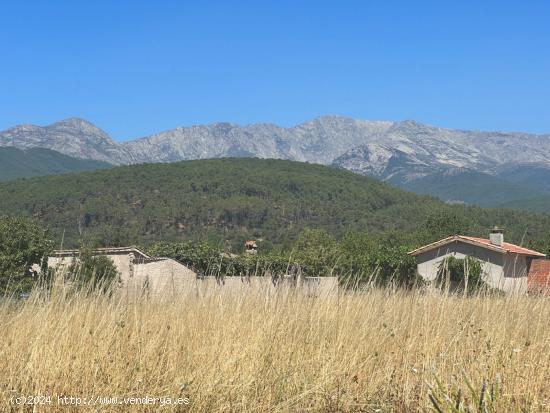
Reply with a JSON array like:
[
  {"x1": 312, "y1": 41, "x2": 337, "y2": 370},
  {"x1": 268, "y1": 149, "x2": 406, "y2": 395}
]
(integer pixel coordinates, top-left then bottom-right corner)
[
  {"x1": 332, "y1": 120, "x2": 550, "y2": 182},
  {"x1": 0, "y1": 118, "x2": 131, "y2": 165}
]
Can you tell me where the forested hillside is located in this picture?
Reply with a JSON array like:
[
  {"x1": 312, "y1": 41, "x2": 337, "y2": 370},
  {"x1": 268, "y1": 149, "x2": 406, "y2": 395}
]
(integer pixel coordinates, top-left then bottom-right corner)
[
  {"x1": 0, "y1": 147, "x2": 111, "y2": 181},
  {"x1": 499, "y1": 195, "x2": 550, "y2": 214},
  {"x1": 397, "y1": 170, "x2": 543, "y2": 207},
  {"x1": 0, "y1": 158, "x2": 549, "y2": 252}
]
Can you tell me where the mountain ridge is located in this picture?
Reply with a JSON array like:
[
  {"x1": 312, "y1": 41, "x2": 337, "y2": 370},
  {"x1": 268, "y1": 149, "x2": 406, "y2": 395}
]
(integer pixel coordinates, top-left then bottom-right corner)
[
  {"x1": 3, "y1": 115, "x2": 549, "y2": 168},
  {"x1": 0, "y1": 117, "x2": 129, "y2": 164},
  {"x1": 2, "y1": 116, "x2": 550, "y2": 207}
]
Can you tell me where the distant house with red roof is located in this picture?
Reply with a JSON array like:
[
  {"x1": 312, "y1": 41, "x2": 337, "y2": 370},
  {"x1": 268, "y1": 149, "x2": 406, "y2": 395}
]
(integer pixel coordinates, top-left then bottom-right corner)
[{"x1": 409, "y1": 227, "x2": 547, "y2": 293}]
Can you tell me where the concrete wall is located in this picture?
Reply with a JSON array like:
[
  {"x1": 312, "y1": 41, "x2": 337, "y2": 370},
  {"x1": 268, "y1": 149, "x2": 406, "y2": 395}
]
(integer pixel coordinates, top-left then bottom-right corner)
[
  {"x1": 146, "y1": 275, "x2": 339, "y2": 298},
  {"x1": 49, "y1": 253, "x2": 196, "y2": 292},
  {"x1": 48, "y1": 252, "x2": 134, "y2": 280},
  {"x1": 48, "y1": 253, "x2": 338, "y2": 297},
  {"x1": 301, "y1": 276, "x2": 339, "y2": 298},
  {"x1": 127, "y1": 258, "x2": 197, "y2": 295},
  {"x1": 501, "y1": 255, "x2": 529, "y2": 293},
  {"x1": 415, "y1": 240, "x2": 528, "y2": 293}
]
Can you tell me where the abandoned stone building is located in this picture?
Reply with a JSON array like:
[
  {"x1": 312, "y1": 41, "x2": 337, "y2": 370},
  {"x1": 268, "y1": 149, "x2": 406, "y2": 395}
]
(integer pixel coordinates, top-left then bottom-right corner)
[{"x1": 48, "y1": 247, "x2": 197, "y2": 293}]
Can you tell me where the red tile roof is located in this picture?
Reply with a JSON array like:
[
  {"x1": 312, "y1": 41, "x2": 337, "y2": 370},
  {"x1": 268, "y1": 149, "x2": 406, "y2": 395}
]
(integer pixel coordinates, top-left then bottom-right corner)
[
  {"x1": 528, "y1": 259, "x2": 550, "y2": 294},
  {"x1": 460, "y1": 236, "x2": 547, "y2": 257},
  {"x1": 409, "y1": 235, "x2": 546, "y2": 257}
]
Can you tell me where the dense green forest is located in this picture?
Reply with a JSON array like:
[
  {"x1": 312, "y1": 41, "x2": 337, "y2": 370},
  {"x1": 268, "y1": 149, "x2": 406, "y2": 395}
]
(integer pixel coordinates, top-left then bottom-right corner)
[
  {"x1": 0, "y1": 158, "x2": 549, "y2": 254},
  {"x1": 397, "y1": 170, "x2": 543, "y2": 207},
  {"x1": 499, "y1": 195, "x2": 550, "y2": 214},
  {"x1": 0, "y1": 147, "x2": 111, "y2": 181}
]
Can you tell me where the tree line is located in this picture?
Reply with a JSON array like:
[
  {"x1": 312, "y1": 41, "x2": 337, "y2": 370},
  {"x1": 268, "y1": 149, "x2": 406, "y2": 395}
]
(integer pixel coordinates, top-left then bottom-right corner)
[{"x1": 3, "y1": 209, "x2": 548, "y2": 294}]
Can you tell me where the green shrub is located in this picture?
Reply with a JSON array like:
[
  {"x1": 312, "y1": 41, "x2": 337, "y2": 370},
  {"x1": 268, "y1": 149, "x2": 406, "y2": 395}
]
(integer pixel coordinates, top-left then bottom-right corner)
[
  {"x1": 0, "y1": 215, "x2": 53, "y2": 294},
  {"x1": 436, "y1": 256, "x2": 488, "y2": 293},
  {"x1": 68, "y1": 246, "x2": 120, "y2": 292}
]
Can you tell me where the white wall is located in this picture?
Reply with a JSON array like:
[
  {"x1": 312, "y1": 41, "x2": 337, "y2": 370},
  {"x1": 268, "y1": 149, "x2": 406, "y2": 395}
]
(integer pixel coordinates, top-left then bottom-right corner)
[
  {"x1": 48, "y1": 253, "x2": 338, "y2": 297},
  {"x1": 49, "y1": 253, "x2": 198, "y2": 296},
  {"x1": 501, "y1": 255, "x2": 529, "y2": 293},
  {"x1": 128, "y1": 258, "x2": 197, "y2": 295},
  {"x1": 140, "y1": 275, "x2": 339, "y2": 298},
  {"x1": 48, "y1": 252, "x2": 134, "y2": 279}
]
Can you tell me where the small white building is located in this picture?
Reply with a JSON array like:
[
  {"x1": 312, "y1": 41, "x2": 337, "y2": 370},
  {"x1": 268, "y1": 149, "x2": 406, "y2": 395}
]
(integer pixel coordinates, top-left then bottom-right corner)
[
  {"x1": 409, "y1": 228, "x2": 546, "y2": 293},
  {"x1": 48, "y1": 247, "x2": 197, "y2": 294}
]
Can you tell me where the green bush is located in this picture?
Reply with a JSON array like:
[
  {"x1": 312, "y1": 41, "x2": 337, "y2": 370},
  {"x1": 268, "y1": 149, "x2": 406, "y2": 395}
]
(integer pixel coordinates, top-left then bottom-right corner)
[
  {"x1": 68, "y1": 246, "x2": 120, "y2": 292},
  {"x1": 436, "y1": 256, "x2": 488, "y2": 293},
  {"x1": 0, "y1": 216, "x2": 53, "y2": 294}
]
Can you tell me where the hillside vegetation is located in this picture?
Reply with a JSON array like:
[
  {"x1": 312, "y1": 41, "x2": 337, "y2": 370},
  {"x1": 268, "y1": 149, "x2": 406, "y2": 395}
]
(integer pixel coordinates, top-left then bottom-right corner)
[
  {"x1": 0, "y1": 158, "x2": 549, "y2": 251},
  {"x1": 497, "y1": 164, "x2": 550, "y2": 192},
  {"x1": 499, "y1": 194, "x2": 550, "y2": 213},
  {"x1": 397, "y1": 169, "x2": 543, "y2": 207},
  {"x1": 0, "y1": 147, "x2": 111, "y2": 181}
]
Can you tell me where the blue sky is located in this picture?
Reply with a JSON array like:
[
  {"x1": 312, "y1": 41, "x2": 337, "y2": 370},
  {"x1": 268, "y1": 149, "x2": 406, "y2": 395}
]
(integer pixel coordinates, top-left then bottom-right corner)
[{"x1": 1, "y1": 0, "x2": 549, "y2": 140}]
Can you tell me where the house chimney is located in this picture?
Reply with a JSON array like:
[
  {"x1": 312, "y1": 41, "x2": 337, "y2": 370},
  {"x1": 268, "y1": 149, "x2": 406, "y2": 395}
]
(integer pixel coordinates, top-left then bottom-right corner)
[{"x1": 490, "y1": 226, "x2": 504, "y2": 246}]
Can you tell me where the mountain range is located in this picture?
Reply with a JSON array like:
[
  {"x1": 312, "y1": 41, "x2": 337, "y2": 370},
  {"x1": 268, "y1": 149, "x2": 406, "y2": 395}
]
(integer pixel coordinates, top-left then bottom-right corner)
[{"x1": 1, "y1": 116, "x2": 550, "y2": 209}]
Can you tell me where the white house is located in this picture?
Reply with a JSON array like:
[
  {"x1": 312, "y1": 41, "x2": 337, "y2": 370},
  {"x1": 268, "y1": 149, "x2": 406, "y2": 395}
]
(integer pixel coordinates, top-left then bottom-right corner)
[{"x1": 409, "y1": 228, "x2": 547, "y2": 293}]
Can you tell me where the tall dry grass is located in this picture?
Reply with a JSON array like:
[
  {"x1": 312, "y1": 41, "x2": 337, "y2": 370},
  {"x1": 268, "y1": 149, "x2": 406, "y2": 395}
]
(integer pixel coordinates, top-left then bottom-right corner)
[{"x1": 0, "y1": 281, "x2": 549, "y2": 412}]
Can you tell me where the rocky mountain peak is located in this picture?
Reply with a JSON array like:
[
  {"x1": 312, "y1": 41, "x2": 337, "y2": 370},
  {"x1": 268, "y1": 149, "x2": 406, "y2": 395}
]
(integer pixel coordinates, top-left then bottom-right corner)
[
  {"x1": 2, "y1": 116, "x2": 550, "y2": 185},
  {"x1": 389, "y1": 119, "x2": 440, "y2": 135},
  {"x1": 0, "y1": 118, "x2": 127, "y2": 164},
  {"x1": 54, "y1": 117, "x2": 104, "y2": 133},
  {"x1": 48, "y1": 118, "x2": 117, "y2": 145}
]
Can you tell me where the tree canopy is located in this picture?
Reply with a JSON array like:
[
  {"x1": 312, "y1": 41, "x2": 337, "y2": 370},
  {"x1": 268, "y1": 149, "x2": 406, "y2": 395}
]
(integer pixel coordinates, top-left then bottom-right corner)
[
  {"x1": 0, "y1": 215, "x2": 53, "y2": 294},
  {"x1": 0, "y1": 158, "x2": 548, "y2": 254}
]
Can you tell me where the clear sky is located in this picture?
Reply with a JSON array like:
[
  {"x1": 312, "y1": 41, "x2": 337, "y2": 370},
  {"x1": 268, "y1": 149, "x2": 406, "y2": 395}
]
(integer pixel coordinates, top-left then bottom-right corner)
[{"x1": 1, "y1": 0, "x2": 549, "y2": 140}]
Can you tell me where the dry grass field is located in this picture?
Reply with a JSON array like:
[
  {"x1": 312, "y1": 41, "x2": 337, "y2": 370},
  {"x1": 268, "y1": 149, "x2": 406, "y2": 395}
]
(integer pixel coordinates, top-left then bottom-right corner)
[{"x1": 1, "y1": 282, "x2": 549, "y2": 412}]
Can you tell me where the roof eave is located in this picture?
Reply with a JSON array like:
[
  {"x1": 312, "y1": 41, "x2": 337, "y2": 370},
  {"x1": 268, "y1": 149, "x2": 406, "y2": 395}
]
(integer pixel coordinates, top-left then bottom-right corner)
[
  {"x1": 409, "y1": 236, "x2": 546, "y2": 258},
  {"x1": 52, "y1": 246, "x2": 151, "y2": 259},
  {"x1": 408, "y1": 236, "x2": 505, "y2": 256}
]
